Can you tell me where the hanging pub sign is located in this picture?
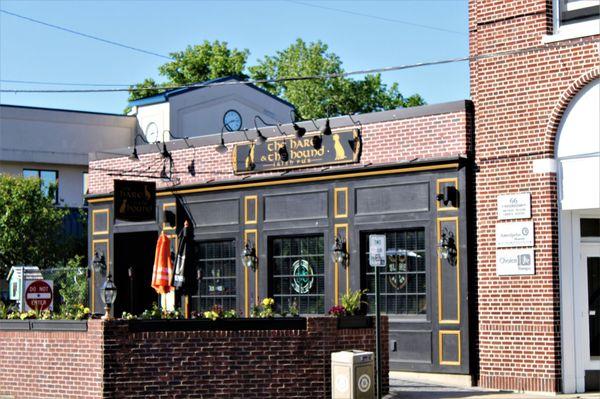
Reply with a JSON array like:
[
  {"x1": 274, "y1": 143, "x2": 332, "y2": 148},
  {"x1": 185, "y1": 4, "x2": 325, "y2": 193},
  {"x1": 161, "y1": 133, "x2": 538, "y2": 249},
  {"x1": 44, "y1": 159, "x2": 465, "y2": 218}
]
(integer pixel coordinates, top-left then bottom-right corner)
[
  {"x1": 232, "y1": 129, "x2": 361, "y2": 174},
  {"x1": 114, "y1": 180, "x2": 156, "y2": 222}
]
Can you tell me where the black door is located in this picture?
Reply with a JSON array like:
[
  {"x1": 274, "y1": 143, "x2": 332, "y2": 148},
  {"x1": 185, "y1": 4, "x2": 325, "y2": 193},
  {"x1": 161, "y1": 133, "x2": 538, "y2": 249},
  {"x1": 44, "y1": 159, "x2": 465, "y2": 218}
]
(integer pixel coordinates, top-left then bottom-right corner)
[
  {"x1": 588, "y1": 256, "x2": 600, "y2": 357},
  {"x1": 114, "y1": 232, "x2": 158, "y2": 316}
]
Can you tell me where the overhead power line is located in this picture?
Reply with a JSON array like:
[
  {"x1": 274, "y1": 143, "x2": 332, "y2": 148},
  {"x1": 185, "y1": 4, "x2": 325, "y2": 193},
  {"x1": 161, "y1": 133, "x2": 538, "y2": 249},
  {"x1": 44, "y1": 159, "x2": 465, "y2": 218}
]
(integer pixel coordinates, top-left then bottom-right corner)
[
  {"x1": 0, "y1": 9, "x2": 173, "y2": 60},
  {"x1": 0, "y1": 79, "x2": 132, "y2": 87},
  {"x1": 287, "y1": 0, "x2": 465, "y2": 35},
  {"x1": 1, "y1": 37, "x2": 597, "y2": 94}
]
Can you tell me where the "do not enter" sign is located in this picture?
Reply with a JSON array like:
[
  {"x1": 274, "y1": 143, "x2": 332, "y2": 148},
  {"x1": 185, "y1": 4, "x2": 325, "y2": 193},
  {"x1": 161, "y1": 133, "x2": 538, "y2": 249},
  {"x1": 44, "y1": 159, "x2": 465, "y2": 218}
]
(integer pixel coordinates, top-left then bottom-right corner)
[{"x1": 24, "y1": 280, "x2": 53, "y2": 311}]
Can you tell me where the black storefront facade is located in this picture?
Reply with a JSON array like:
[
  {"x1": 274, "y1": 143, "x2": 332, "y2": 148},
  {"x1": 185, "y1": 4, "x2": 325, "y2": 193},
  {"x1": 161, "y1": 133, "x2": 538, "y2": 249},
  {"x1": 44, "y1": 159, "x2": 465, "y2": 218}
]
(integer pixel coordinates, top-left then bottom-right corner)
[{"x1": 87, "y1": 101, "x2": 474, "y2": 376}]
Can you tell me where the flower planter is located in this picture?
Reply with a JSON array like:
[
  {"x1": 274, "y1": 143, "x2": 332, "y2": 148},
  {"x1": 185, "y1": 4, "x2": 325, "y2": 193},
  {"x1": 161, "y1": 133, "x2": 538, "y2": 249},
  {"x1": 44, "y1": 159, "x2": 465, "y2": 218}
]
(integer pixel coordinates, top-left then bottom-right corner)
[
  {"x1": 31, "y1": 320, "x2": 88, "y2": 331},
  {"x1": 126, "y1": 317, "x2": 307, "y2": 332},
  {"x1": 336, "y1": 315, "x2": 373, "y2": 329},
  {"x1": 0, "y1": 319, "x2": 88, "y2": 331},
  {"x1": 0, "y1": 320, "x2": 31, "y2": 330}
]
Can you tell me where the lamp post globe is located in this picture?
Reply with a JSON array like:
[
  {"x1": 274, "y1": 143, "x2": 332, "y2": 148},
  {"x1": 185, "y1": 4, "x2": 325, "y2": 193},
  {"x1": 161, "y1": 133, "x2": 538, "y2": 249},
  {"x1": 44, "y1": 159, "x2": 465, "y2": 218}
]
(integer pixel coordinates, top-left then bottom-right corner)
[{"x1": 101, "y1": 274, "x2": 117, "y2": 320}]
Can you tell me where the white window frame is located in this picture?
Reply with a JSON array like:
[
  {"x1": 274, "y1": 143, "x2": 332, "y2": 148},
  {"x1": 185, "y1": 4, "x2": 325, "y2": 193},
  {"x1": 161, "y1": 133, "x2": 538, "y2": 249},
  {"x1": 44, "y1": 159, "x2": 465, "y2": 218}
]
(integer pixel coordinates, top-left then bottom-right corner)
[{"x1": 543, "y1": 0, "x2": 599, "y2": 43}]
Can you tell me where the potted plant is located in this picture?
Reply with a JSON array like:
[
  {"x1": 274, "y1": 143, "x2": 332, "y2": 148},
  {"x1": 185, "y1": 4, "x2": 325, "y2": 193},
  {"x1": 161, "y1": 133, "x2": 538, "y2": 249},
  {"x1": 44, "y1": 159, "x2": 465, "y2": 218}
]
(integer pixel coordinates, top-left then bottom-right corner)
[{"x1": 330, "y1": 289, "x2": 373, "y2": 329}]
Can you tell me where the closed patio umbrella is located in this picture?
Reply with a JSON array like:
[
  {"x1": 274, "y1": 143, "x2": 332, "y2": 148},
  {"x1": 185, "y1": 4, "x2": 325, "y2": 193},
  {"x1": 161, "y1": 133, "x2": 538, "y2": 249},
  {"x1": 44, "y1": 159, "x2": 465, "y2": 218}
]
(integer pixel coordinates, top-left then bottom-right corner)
[{"x1": 151, "y1": 232, "x2": 174, "y2": 294}]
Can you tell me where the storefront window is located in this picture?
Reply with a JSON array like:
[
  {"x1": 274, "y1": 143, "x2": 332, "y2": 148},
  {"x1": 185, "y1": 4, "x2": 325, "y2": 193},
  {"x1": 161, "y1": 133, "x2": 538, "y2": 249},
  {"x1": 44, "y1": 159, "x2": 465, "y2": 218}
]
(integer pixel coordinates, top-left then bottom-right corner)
[
  {"x1": 270, "y1": 235, "x2": 325, "y2": 314},
  {"x1": 363, "y1": 229, "x2": 427, "y2": 315},
  {"x1": 194, "y1": 240, "x2": 236, "y2": 311}
]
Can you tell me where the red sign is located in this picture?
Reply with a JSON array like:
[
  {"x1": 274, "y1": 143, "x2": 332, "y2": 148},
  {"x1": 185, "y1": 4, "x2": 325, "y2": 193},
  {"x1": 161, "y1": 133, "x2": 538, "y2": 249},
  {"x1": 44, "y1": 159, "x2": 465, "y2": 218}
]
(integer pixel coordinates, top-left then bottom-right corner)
[{"x1": 25, "y1": 280, "x2": 53, "y2": 311}]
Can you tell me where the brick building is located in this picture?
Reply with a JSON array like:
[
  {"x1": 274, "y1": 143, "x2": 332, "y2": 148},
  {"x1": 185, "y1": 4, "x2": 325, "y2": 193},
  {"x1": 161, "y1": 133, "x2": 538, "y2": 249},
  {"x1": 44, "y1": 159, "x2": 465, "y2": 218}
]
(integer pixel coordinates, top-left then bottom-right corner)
[
  {"x1": 470, "y1": 0, "x2": 599, "y2": 393},
  {"x1": 82, "y1": 0, "x2": 599, "y2": 395}
]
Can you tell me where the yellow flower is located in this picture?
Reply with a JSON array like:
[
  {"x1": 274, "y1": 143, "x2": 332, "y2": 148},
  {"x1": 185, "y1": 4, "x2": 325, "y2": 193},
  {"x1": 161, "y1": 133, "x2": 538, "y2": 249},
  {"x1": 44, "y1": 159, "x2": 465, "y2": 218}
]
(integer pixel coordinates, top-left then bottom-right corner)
[
  {"x1": 83, "y1": 307, "x2": 90, "y2": 314},
  {"x1": 203, "y1": 310, "x2": 219, "y2": 321},
  {"x1": 262, "y1": 298, "x2": 275, "y2": 307}
]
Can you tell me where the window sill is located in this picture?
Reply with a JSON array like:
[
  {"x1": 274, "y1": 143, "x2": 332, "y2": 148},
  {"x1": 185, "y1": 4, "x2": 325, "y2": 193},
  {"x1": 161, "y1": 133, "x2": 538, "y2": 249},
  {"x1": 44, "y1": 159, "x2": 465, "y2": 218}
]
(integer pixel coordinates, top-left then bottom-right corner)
[{"x1": 542, "y1": 19, "x2": 600, "y2": 43}]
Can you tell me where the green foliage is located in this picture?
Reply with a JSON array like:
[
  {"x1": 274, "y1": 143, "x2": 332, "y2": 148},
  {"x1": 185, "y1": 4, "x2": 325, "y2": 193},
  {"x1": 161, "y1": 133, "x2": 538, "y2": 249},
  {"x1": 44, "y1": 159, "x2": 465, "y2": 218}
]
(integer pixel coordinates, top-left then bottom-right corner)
[
  {"x1": 128, "y1": 40, "x2": 249, "y2": 104},
  {"x1": 0, "y1": 175, "x2": 69, "y2": 277},
  {"x1": 135, "y1": 303, "x2": 184, "y2": 320},
  {"x1": 128, "y1": 38, "x2": 424, "y2": 119},
  {"x1": 341, "y1": 289, "x2": 368, "y2": 316},
  {"x1": 55, "y1": 256, "x2": 88, "y2": 310}
]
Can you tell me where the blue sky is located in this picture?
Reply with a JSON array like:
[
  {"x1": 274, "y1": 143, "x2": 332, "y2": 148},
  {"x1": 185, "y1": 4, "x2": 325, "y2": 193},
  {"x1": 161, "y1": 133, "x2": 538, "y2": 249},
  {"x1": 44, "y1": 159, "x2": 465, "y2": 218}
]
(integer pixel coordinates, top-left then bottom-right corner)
[{"x1": 0, "y1": 0, "x2": 469, "y2": 114}]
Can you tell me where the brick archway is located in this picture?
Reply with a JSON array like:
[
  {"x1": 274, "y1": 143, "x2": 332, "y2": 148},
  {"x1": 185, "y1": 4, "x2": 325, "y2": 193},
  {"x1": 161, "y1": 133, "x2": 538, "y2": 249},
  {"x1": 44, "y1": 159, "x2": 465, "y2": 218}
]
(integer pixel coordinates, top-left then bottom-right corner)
[{"x1": 545, "y1": 67, "x2": 600, "y2": 154}]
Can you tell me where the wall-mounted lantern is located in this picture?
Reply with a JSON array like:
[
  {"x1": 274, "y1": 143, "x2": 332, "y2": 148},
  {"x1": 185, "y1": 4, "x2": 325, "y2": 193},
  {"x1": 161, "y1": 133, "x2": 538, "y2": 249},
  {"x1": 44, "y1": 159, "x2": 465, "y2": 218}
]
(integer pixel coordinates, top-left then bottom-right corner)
[
  {"x1": 438, "y1": 227, "x2": 457, "y2": 266},
  {"x1": 331, "y1": 236, "x2": 348, "y2": 268},
  {"x1": 436, "y1": 185, "x2": 458, "y2": 208},
  {"x1": 101, "y1": 274, "x2": 117, "y2": 320},
  {"x1": 242, "y1": 241, "x2": 258, "y2": 271},
  {"x1": 92, "y1": 250, "x2": 106, "y2": 274}
]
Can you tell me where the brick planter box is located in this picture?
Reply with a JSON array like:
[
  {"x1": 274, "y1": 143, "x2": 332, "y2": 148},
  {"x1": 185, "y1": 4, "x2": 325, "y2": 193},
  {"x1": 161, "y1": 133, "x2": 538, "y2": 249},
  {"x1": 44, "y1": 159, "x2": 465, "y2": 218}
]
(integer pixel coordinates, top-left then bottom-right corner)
[
  {"x1": 0, "y1": 316, "x2": 388, "y2": 398},
  {"x1": 0, "y1": 319, "x2": 87, "y2": 331}
]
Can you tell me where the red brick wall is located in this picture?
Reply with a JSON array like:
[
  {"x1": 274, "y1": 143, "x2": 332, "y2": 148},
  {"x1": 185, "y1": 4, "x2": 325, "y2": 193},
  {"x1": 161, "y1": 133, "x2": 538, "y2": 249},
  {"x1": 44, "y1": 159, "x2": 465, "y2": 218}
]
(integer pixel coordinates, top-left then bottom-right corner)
[
  {"x1": 0, "y1": 318, "x2": 387, "y2": 398},
  {"x1": 0, "y1": 321, "x2": 103, "y2": 399},
  {"x1": 470, "y1": 0, "x2": 599, "y2": 392},
  {"x1": 103, "y1": 317, "x2": 388, "y2": 398},
  {"x1": 88, "y1": 110, "x2": 470, "y2": 194}
]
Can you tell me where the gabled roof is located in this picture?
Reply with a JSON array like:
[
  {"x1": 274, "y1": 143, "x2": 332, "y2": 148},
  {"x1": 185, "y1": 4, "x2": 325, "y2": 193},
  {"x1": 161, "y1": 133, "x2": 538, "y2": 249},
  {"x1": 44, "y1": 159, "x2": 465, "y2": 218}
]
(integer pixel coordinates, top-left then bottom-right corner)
[{"x1": 128, "y1": 75, "x2": 295, "y2": 108}]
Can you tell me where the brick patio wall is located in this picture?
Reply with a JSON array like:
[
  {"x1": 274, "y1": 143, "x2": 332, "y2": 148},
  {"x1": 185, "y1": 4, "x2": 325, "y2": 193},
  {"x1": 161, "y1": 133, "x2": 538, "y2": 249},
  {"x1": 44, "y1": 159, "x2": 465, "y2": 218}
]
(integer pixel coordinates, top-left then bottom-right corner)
[
  {"x1": 0, "y1": 321, "x2": 103, "y2": 399},
  {"x1": 0, "y1": 317, "x2": 388, "y2": 399},
  {"x1": 469, "y1": 0, "x2": 599, "y2": 392}
]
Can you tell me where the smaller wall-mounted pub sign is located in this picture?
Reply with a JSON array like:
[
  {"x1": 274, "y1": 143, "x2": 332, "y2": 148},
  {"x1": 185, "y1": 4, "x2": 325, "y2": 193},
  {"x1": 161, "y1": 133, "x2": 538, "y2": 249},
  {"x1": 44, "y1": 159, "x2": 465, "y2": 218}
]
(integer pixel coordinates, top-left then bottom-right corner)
[
  {"x1": 232, "y1": 129, "x2": 361, "y2": 174},
  {"x1": 114, "y1": 180, "x2": 156, "y2": 222}
]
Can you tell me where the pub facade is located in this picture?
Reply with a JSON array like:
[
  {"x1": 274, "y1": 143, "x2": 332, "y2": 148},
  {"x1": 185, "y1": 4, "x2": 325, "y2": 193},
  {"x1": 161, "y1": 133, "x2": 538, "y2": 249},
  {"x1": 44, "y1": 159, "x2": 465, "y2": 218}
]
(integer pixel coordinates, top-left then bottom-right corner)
[{"x1": 86, "y1": 101, "x2": 475, "y2": 376}]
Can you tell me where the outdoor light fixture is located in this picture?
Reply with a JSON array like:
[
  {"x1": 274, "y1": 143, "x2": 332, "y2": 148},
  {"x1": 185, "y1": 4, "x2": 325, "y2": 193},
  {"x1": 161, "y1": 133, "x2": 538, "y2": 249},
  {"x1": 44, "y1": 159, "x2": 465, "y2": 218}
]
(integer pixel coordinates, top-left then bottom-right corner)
[
  {"x1": 161, "y1": 142, "x2": 172, "y2": 159},
  {"x1": 436, "y1": 186, "x2": 458, "y2": 208},
  {"x1": 215, "y1": 124, "x2": 229, "y2": 154},
  {"x1": 253, "y1": 115, "x2": 270, "y2": 145},
  {"x1": 101, "y1": 274, "x2": 117, "y2": 320},
  {"x1": 290, "y1": 110, "x2": 306, "y2": 138},
  {"x1": 320, "y1": 118, "x2": 332, "y2": 136},
  {"x1": 92, "y1": 250, "x2": 106, "y2": 274},
  {"x1": 278, "y1": 143, "x2": 289, "y2": 162},
  {"x1": 187, "y1": 159, "x2": 196, "y2": 176},
  {"x1": 242, "y1": 241, "x2": 258, "y2": 271},
  {"x1": 331, "y1": 236, "x2": 348, "y2": 268},
  {"x1": 129, "y1": 133, "x2": 149, "y2": 161},
  {"x1": 312, "y1": 134, "x2": 323, "y2": 150},
  {"x1": 438, "y1": 227, "x2": 457, "y2": 266}
]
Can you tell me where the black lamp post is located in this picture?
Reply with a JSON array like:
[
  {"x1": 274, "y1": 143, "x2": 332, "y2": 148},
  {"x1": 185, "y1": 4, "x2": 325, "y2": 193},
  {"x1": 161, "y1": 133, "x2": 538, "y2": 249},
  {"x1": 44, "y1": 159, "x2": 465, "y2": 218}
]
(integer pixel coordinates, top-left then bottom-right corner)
[
  {"x1": 215, "y1": 124, "x2": 229, "y2": 154},
  {"x1": 101, "y1": 274, "x2": 117, "y2": 320}
]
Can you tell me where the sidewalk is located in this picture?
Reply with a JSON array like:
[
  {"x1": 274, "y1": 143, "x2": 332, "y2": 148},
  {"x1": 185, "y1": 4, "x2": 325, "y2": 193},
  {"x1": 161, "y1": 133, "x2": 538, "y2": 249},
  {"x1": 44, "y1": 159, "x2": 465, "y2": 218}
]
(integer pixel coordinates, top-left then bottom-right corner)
[{"x1": 385, "y1": 379, "x2": 600, "y2": 399}]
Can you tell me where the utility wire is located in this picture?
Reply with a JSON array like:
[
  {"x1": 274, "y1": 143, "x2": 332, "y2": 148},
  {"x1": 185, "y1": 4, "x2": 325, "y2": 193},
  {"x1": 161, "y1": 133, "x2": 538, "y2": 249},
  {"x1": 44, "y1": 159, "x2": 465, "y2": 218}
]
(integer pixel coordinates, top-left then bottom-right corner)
[
  {"x1": 286, "y1": 0, "x2": 465, "y2": 35},
  {"x1": 1, "y1": 37, "x2": 598, "y2": 94},
  {"x1": 0, "y1": 79, "x2": 132, "y2": 87},
  {"x1": 0, "y1": 9, "x2": 173, "y2": 60}
]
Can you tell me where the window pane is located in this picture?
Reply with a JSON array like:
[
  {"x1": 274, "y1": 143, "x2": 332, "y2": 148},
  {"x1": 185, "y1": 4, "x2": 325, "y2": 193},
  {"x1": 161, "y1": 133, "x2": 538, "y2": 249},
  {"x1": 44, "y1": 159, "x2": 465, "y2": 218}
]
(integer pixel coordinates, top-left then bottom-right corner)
[
  {"x1": 23, "y1": 169, "x2": 39, "y2": 179},
  {"x1": 364, "y1": 228, "x2": 427, "y2": 315},
  {"x1": 270, "y1": 235, "x2": 324, "y2": 315},
  {"x1": 82, "y1": 172, "x2": 89, "y2": 196},
  {"x1": 40, "y1": 171, "x2": 58, "y2": 203},
  {"x1": 581, "y1": 218, "x2": 600, "y2": 237},
  {"x1": 192, "y1": 240, "x2": 236, "y2": 312}
]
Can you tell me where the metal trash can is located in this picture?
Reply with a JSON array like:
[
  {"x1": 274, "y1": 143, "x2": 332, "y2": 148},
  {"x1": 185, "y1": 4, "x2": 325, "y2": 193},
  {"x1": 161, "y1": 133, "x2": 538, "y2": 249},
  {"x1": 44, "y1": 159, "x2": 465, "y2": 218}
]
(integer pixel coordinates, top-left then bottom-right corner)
[{"x1": 331, "y1": 350, "x2": 374, "y2": 399}]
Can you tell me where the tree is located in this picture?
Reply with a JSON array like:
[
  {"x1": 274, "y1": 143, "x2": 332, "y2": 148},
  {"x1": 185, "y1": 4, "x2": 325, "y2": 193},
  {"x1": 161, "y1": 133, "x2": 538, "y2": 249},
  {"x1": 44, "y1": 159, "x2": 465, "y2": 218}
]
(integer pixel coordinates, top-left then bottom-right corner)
[
  {"x1": 128, "y1": 38, "x2": 425, "y2": 119},
  {"x1": 0, "y1": 175, "x2": 69, "y2": 277},
  {"x1": 128, "y1": 40, "x2": 249, "y2": 103}
]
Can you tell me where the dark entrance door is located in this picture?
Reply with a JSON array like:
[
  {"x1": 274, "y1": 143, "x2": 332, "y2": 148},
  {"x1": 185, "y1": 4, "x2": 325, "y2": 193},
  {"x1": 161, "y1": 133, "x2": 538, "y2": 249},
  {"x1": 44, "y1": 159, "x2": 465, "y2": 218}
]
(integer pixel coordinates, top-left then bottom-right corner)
[{"x1": 114, "y1": 232, "x2": 158, "y2": 316}]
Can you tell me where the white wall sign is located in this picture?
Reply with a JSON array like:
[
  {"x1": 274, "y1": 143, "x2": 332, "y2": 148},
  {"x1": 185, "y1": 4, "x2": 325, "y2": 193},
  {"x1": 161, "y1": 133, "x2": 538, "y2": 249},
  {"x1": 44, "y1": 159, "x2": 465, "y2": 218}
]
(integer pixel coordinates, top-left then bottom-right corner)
[
  {"x1": 369, "y1": 235, "x2": 387, "y2": 267},
  {"x1": 497, "y1": 193, "x2": 531, "y2": 220},
  {"x1": 496, "y1": 249, "x2": 535, "y2": 275},
  {"x1": 496, "y1": 221, "x2": 534, "y2": 248}
]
